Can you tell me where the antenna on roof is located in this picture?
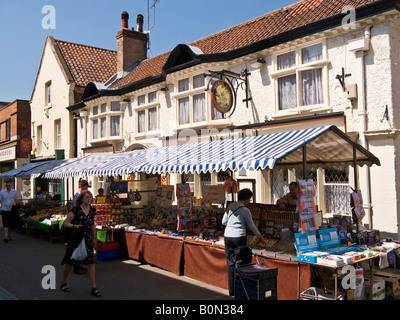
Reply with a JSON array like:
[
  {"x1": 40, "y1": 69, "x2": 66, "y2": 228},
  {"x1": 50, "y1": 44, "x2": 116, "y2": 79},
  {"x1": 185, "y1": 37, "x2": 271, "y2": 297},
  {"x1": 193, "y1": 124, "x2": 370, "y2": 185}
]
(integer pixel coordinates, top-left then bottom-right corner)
[{"x1": 147, "y1": 0, "x2": 159, "y2": 33}]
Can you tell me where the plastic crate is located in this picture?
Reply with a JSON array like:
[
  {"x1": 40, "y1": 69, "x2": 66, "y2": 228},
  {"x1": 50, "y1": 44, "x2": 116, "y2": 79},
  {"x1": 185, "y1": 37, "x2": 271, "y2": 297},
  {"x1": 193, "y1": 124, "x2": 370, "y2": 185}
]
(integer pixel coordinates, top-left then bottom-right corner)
[
  {"x1": 300, "y1": 287, "x2": 344, "y2": 300},
  {"x1": 97, "y1": 248, "x2": 120, "y2": 261},
  {"x1": 97, "y1": 241, "x2": 119, "y2": 251},
  {"x1": 96, "y1": 229, "x2": 109, "y2": 243},
  {"x1": 235, "y1": 263, "x2": 278, "y2": 300}
]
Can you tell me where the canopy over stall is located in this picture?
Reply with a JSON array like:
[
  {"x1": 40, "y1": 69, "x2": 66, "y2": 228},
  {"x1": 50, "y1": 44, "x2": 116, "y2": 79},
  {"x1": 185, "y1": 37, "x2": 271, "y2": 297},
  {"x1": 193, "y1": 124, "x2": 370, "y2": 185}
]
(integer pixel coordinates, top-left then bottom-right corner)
[
  {"x1": 0, "y1": 159, "x2": 77, "y2": 180},
  {"x1": 40, "y1": 125, "x2": 379, "y2": 179}
]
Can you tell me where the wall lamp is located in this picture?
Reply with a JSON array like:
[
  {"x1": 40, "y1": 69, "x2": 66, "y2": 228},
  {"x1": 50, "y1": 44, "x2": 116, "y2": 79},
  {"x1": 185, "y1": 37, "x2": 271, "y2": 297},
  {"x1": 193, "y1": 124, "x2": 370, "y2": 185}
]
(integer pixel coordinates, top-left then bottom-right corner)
[{"x1": 249, "y1": 57, "x2": 266, "y2": 68}]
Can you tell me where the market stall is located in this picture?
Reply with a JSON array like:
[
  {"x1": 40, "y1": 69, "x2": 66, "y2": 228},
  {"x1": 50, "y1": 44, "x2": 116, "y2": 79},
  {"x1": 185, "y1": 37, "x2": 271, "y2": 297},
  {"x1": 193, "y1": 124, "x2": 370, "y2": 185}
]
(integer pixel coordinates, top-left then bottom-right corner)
[{"x1": 4, "y1": 125, "x2": 391, "y2": 300}]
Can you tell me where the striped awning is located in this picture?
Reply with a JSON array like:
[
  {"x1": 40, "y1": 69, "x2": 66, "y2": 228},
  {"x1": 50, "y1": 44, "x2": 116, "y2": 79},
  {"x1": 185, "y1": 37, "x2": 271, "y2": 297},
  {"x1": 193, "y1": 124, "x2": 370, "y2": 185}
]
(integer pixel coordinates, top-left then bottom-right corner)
[
  {"x1": 41, "y1": 125, "x2": 380, "y2": 178},
  {"x1": 43, "y1": 153, "x2": 122, "y2": 179},
  {"x1": 0, "y1": 159, "x2": 77, "y2": 179}
]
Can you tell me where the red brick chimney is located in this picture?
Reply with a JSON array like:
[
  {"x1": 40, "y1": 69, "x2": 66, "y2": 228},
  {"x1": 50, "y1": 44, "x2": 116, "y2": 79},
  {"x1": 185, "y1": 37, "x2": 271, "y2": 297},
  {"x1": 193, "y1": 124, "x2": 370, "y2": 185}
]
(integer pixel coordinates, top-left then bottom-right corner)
[{"x1": 116, "y1": 11, "x2": 148, "y2": 72}]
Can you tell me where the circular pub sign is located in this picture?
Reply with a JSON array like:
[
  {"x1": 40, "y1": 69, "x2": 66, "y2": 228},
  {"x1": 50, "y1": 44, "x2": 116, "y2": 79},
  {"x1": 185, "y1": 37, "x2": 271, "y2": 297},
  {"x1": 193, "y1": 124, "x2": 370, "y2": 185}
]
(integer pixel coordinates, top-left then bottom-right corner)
[{"x1": 210, "y1": 80, "x2": 234, "y2": 114}]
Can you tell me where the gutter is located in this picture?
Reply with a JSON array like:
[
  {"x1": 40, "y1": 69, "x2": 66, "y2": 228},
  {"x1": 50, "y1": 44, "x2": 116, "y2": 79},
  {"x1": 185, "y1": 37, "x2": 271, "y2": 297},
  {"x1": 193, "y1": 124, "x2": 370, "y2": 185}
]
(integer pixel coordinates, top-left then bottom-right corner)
[{"x1": 80, "y1": 0, "x2": 400, "y2": 104}]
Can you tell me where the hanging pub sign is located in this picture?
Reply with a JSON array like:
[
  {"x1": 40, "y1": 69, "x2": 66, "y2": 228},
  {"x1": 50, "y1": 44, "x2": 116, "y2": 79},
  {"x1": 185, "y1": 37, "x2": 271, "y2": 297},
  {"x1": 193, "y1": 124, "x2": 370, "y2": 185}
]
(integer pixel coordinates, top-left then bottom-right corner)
[{"x1": 210, "y1": 80, "x2": 234, "y2": 114}]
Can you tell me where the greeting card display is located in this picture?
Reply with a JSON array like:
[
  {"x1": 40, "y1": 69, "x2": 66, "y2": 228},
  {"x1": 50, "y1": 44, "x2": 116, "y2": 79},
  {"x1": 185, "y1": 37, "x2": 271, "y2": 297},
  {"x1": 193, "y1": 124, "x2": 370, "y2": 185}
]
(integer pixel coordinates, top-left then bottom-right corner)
[
  {"x1": 298, "y1": 179, "x2": 318, "y2": 233},
  {"x1": 351, "y1": 190, "x2": 365, "y2": 222}
]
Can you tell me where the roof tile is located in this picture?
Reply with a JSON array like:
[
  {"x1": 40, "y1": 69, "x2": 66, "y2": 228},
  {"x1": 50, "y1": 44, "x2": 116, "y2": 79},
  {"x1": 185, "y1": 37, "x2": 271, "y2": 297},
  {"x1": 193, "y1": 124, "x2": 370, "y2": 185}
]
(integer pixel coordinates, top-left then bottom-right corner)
[
  {"x1": 54, "y1": 39, "x2": 117, "y2": 87},
  {"x1": 110, "y1": 0, "x2": 377, "y2": 89}
]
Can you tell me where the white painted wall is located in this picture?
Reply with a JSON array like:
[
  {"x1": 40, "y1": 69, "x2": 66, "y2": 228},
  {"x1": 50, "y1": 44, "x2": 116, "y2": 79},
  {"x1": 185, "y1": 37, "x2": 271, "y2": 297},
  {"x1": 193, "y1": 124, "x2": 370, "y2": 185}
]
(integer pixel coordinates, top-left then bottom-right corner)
[{"x1": 30, "y1": 39, "x2": 74, "y2": 159}]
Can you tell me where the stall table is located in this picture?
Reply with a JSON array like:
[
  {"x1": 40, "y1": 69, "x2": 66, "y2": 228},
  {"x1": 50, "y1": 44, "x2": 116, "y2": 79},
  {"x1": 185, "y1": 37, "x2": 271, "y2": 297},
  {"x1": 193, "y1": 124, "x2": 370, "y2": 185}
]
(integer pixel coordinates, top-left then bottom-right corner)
[
  {"x1": 125, "y1": 231, "x2": 184, "y2": 276},
  {"x1": 296, "y1": 255, "x2": 379, "y2": 300},
  {"x1": 21, "y1": 218, "x2": 62, "y2": 242},
  {"x1": 183, "y1": 240, "x2": 228, "y2": 290}
]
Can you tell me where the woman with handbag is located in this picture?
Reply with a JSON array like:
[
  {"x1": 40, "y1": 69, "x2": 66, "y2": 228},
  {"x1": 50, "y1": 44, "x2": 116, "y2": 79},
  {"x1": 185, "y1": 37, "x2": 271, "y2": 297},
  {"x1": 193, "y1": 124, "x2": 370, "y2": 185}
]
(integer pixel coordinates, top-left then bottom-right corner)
[
  {"x1": 222, "y1": 188, "x2": 266, "y2": 296},
  {"x1": 60, "y1": 190, "x2": 101, "y2": 297}
]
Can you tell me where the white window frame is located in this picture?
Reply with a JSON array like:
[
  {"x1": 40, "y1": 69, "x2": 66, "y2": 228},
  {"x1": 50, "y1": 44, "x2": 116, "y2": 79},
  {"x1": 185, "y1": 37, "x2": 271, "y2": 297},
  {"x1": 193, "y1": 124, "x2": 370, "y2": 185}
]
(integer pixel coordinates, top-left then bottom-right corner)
[
  {"x1": 45, "y1": 81, "x2": 52, "y2": 106},
  {"x1": 37, "y1": 125, "x2": 43, "y2": 155},
  {"x1": 271, "y1": 40, "x2": 330, "y2": 116},
  {"x1": 174, "y1": 73, "x2": 228, "y2": 130},
  {"x1": 89, "y1": 101, "x2": 123, "y2": 143},
  {"x1": 55, "y1": 119, "x2": 61, "y2": 150},
  {"x1": 135, "y1": 91, "x2": 160, "y2": 136}
]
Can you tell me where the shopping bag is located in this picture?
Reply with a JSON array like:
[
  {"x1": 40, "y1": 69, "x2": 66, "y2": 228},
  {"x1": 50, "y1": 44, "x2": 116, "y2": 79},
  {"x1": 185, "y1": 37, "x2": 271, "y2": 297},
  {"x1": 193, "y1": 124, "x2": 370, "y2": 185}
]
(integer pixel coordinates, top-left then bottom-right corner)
[{"x1": 71, "y1": 238, "x2": 87, "y2": 261}]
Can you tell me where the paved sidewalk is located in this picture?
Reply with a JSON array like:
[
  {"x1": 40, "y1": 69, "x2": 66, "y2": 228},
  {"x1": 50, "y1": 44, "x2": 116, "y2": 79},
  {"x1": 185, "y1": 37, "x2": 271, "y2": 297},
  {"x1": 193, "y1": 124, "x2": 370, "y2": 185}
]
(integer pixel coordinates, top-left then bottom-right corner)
[{"x1": 0, "y1": 228, "x2": 231, "y2": 301}]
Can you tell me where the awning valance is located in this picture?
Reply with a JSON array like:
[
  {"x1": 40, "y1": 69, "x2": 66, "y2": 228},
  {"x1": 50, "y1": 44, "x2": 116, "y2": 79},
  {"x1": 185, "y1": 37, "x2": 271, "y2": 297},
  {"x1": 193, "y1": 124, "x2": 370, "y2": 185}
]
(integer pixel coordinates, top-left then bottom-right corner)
[
  {"x1": 41, "y1": 125, "x2": 379, "y2": 178},
  {"x1": 0, "y1": 159, "x2": 77, "y2": 179}
]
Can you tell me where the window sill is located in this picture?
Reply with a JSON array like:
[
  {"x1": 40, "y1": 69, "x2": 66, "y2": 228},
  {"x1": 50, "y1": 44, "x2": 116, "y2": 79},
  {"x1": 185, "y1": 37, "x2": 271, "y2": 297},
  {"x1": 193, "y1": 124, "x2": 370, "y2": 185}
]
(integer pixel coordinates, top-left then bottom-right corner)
[
  {"x1": 272, "y1": 105, "x2": 332, "y2": 120},
  {"x1": 177, "y1": 119, "x2": 232, "y2": 131},
  {"x1": 90, "y1": 136, "x2": 124, "y2": 144}
]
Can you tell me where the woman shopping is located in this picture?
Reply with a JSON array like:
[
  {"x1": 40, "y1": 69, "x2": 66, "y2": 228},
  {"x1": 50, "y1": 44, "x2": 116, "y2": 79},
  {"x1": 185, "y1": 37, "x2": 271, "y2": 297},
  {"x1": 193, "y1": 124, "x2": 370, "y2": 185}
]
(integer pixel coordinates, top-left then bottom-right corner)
[
  {"x1": 222, "y1": 188, "x2": 266, "y2": 296},
  {"x1": 60, "y1": 190, "x2": 101, "y2": 297}
]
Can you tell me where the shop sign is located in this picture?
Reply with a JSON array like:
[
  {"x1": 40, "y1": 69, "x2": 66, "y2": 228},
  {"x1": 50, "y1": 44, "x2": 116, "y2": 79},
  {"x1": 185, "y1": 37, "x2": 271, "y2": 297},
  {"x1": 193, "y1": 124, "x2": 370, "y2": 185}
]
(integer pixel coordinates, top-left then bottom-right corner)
[
  {"x1": 202, "y1": 185, "x2": 226, "y2": 204},
  {"x1": 0, "y1": 146, "x2": 16, "y2": 162}
]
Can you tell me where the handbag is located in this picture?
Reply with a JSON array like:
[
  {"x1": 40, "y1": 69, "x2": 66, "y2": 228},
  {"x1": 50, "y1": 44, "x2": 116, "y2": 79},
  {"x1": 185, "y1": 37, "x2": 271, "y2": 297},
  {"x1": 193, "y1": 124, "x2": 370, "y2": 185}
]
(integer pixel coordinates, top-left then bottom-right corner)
[
  {"x1": 60, "y1": 221, "x2": 74, "y2": 242},
  {"x1": 71, "y1": 238, "x2": 87, "y2": 261}
]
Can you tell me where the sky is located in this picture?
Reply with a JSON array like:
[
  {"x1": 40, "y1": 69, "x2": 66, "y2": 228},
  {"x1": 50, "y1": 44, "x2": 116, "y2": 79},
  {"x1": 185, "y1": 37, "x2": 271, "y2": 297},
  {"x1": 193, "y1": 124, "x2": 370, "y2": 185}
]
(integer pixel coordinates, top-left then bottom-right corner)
[{"x1": 0, "y1": 0, "x2": 296, "y2": 103}]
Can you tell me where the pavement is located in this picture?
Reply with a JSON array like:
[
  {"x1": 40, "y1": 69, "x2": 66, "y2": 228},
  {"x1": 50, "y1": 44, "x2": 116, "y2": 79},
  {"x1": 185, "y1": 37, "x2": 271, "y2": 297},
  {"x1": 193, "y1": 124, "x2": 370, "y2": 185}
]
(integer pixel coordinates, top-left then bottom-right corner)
[{"x1": 0, "y1": 226, "x2": 232, "y2": 302}]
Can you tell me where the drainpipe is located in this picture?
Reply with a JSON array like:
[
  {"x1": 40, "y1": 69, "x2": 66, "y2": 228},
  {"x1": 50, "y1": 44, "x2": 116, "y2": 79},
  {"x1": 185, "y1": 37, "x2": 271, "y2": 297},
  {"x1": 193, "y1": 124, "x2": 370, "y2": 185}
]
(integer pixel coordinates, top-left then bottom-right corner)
[
  {"x1": 350, "y1": 26, "x2": 373, "y2": 228},
  {"x1": 80, "y1": 110, "x2": 88, "y2": 149}
]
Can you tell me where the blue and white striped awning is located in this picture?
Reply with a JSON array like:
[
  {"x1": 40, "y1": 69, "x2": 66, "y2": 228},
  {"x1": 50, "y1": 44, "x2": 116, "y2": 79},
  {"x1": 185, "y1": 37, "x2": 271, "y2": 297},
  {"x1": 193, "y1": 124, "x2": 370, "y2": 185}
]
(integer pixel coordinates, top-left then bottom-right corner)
[
  {"x1": 44, "y1": 153, "x2": 122, "y2": 179},
  {"x1": 41, "y1": 125, "x2": 380, "y2": 178}
]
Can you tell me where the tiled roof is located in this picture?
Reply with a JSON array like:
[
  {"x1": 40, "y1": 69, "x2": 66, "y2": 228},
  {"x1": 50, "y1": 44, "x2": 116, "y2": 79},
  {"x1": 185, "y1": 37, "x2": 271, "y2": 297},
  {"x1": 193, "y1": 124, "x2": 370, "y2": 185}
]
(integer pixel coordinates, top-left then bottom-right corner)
[
  {"x1": 54, "y1": 39, "x2": 117, "y2": 87},
  {"x1": 109, "y1": 0, "x2": 379, "y2": 90}
]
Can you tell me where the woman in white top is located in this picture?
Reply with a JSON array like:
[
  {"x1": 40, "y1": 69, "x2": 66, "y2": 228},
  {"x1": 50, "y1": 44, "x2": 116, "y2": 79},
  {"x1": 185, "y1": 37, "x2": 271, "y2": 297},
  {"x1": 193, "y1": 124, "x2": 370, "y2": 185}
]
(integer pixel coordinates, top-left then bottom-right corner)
[{"x1": 222, "y1": 188, "x2": 265, "y2": 296}]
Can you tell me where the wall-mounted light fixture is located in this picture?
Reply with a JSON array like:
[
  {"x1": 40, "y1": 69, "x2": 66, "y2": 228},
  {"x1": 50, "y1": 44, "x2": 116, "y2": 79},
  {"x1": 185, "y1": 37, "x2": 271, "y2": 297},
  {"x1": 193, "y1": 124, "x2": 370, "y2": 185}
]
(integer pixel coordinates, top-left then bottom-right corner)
[{"x1": 249, "y1": 57, "x2": 266, "y2": 69}]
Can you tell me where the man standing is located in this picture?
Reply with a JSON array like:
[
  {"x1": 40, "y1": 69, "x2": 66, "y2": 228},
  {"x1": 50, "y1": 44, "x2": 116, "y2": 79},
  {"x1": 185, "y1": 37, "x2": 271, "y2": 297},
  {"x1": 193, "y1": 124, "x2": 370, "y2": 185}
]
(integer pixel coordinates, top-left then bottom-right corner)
[{"x1": 0, "y1": 180, "x2": 20, "y2": 243}]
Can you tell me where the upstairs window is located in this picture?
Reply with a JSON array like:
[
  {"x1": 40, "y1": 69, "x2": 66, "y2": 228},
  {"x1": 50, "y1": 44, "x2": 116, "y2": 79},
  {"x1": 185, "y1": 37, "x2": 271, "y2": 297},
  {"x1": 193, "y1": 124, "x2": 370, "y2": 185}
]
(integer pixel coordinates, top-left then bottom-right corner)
[
  {"x1": 45, "y1": 81, "x2": 52, "y2": 106},
  {"x1": 176, "y1": 74, "x2": 225, "y2": 127},
  {"x1": 136, "y1": 91, "x2": 159, "y2": 135},
  {"x1": 90, "y1": 101, "x2": 123, "y2": 142},
  {"x1": 273, "y1": 42, "x2": 327, "y2": 112}
]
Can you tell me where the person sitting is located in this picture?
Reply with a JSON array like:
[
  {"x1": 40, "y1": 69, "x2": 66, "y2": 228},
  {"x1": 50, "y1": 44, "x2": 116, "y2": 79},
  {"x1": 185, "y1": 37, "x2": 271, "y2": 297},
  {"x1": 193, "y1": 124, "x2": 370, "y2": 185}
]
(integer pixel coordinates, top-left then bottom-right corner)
[{"x1": 276, "y1": 181, "x2": 298, "y2": 209}]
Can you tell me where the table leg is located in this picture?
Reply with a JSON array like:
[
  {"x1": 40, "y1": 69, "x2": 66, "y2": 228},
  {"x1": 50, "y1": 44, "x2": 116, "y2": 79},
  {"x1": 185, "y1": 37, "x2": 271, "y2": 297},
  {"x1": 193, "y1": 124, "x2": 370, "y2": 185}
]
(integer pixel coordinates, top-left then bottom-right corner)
[
  {"x1": 369, "y1": 259, "x2": 374, "y2": 300},
  {"x1": 334, "y1": 271, "x2": 338, "y2": 300},
  {"x1": 297, "y1": 262, "x2": 300, "y2": 300}
]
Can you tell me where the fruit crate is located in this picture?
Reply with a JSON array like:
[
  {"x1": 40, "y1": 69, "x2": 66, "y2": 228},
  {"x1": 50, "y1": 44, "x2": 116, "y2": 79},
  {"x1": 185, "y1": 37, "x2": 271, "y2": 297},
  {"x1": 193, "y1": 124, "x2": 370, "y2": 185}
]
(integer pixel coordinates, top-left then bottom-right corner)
[
  {"x1": 97, "y1": 248, "x2": 120, "y2": 261},
  {"x1": 97, "y1": 241, "x2": 119, "y2": 250}
]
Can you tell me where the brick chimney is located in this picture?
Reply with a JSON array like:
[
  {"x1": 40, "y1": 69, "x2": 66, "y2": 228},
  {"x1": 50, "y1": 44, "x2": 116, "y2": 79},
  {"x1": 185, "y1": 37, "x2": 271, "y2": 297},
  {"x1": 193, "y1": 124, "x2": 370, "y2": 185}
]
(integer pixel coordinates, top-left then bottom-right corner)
[{"x1": 116, "y1": 11, "x2": 148, "y2": 72}]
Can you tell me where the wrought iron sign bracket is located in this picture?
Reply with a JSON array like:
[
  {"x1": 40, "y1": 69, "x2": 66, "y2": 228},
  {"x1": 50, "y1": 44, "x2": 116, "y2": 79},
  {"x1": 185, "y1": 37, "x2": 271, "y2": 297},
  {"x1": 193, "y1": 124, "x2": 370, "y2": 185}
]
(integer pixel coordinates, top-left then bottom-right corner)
[
  {"x1": 336, "y1": 67, "x2": 352, "y2": 92},
  {"x1": 205, "y1": 69, "x2": 252, "y2": 117}
]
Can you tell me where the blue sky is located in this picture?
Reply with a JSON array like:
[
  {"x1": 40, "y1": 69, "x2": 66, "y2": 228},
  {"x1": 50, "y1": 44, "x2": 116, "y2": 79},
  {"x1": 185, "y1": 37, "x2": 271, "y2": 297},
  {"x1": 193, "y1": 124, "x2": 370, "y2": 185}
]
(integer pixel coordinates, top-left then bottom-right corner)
[{"x1": 0, "y1": 0, "x2": 295, "y2": 102}]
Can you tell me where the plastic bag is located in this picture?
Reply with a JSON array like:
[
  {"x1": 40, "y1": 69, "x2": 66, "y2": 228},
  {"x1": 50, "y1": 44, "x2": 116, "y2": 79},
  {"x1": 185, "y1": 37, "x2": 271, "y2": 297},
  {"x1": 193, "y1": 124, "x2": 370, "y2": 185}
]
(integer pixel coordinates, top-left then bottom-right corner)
[{"x1": 71, "y1": 238, "x2": 87, "y2": 261}]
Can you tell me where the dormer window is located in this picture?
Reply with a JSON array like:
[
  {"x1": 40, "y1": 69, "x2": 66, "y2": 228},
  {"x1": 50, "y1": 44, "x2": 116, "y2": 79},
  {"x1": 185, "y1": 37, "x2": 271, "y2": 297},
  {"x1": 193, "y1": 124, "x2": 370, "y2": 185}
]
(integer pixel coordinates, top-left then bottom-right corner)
[
  {"x1": 175, "y1": 73, "x2": 226, "y2": 128},
  {"x1": 89, "y1": 101, "x2": 123, "y2": 143},
  {"x1": 272, "y1": 41, "x2": 329, "y2": 114},
  {"x1": 135, "y1": 91, "x2": 159, "y2": 135}
]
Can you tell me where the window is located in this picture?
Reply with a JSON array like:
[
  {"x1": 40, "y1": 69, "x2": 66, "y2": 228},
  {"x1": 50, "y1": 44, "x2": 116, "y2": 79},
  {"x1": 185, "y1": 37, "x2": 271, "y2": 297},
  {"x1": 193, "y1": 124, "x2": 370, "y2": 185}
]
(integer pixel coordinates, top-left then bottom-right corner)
[
  {"x1": 0, "y1": 119, "x2": 10, "y2": 142},
  {"x1": 176, "y1": 74, "x2": 225, "y2": 127},
  {"x1": 135, "y1": 91, "x2": 159, "y2": 134},
  {"x1": 45, "y1": 81, "x2": 52, "y2": 106},
  {"x1": 274, "y1": 42, "x2": 327, "y2": 112},
  {"x1": 55, "y1": 119, "x2": 61, "y2": 150},
  {"x1": 37, "y1": 125, "x2": 43, "y2": 154},
  {"x1": 324, "y1": 166, "x2": 350, "y2": 214},
  {"x1": 48, "y1": 179, "x2": 62, "y2": 195},
  {"x1": 90, "y1": 101, "x2": 123, "y2": 142}
]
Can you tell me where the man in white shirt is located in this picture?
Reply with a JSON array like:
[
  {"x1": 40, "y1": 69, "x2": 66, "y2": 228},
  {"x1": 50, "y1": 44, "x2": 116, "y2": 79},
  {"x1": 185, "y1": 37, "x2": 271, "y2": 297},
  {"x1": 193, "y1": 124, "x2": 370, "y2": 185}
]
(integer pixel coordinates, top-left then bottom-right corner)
[{"x1": 0, "y1": 180, "x2": 20, "y2": 243}]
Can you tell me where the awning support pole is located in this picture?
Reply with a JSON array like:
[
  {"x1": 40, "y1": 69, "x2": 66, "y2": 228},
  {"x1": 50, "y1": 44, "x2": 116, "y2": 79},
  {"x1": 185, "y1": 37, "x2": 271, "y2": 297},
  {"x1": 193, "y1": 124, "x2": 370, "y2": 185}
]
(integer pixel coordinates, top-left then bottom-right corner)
[
  {"x1": 353, "y1": 144, "x2": 359, "y2": 234},
  {"x1": 302, "y1": 145, "x2": 307, "y2": 179}
]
